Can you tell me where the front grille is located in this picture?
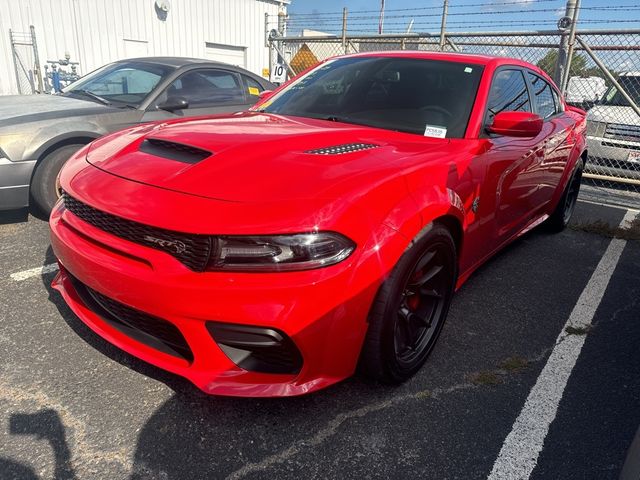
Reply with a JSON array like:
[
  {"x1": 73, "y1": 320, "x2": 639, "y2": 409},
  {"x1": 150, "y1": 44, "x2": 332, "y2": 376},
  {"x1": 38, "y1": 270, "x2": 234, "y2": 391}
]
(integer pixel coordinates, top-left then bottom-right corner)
[
  {"x1": 70, "y1": 275, "x2": 193, "y2": 362},
  {"x1": 601, "y1": 141, "x2": 640, "y2": 152},
  {"x1": 604, "y1": 123, "x2": 640, "y2": 143},
  {"x1": 139, "y1": 138, "x2": 212, "y2": 164},
  {"x1": 62, "y1": 192, "x2": 212, "y2": 271},
  {"x1": 305, "y1": 143, "x2": 378, "y2": 155}
]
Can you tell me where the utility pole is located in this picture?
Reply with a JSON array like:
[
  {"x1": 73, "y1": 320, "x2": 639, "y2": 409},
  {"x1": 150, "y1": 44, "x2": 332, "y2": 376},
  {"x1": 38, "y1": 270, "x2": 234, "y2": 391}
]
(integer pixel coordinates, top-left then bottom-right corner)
[
  {"x1": 277, "y1": 7, "x2": 286, "y2": 66},
  {"x1": 341, "y1": 7, "x2": 348, "y2": 53},
  {"x1": 554, "y1": 0, "x2": 579, "y2": 89},
  {"x1": 378, "y1": 0, "x2": 385, "y2": 35},
  {"x1": 439, "y1": 0, "x2": 449, "y2": 51},
  {"x1": 561, "y1": 0, "x2": 581, "y2": 94}
]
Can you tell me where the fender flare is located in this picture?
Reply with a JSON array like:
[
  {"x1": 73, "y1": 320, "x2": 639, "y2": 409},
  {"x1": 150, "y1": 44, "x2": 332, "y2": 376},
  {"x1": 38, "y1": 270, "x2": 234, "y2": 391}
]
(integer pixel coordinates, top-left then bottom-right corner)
[
  {"x1": 31, "y1": 131, "x2": 102, "y2": 162},
  {"x1": 549, "y1": 136, "x2": 587, "y2": 212},
  {"x1": 356, "y1": 185, "x2": 466, "y2": 285}
]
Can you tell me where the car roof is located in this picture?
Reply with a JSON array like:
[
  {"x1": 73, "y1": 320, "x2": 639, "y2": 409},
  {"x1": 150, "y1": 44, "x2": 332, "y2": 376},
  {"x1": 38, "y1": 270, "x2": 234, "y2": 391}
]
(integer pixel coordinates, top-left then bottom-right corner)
[
  {"x1": 342, "y1": 50, "x2": 496, "y2": 65},
  {"x1": 114, "y1": 56, "x2": 242, "y2": 69},
  {"x1": 335, "y1": 51, "x2": 556, "y2": 85}
]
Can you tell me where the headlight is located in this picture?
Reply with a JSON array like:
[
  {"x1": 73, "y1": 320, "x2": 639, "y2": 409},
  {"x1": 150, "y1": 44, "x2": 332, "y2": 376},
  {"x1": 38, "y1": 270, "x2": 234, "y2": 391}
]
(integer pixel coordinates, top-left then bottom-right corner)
[
  {"x1": 206, "y1": 232, "x2": 355, "y2": 272},
  {"x1": 586, "y1": 120, "x2": 606, "y2": 137}
]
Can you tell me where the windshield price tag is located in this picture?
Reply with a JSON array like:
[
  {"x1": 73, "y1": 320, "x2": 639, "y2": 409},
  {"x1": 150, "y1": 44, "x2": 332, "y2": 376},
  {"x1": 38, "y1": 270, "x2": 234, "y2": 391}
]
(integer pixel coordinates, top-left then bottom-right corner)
[
  {"x1": 424, "y1": 125, "x2": 447, "y2": 138},
  {"x1": 270, "y1": 64, "x2": 287, "y2": 83}
]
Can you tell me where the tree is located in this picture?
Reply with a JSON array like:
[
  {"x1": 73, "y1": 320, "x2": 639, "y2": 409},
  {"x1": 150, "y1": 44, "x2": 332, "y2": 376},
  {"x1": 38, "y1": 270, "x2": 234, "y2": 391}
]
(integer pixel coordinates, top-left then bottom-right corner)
[{"x1": 536, "y1": 49, "x2": 589, "y2": 78}]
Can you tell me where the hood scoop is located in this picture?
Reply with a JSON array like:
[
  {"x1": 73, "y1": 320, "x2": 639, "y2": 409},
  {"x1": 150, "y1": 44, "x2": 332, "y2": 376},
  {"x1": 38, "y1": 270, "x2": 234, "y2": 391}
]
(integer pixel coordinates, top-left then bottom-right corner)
[
  {"x1": 305, "y1": 143, "x2": 379, "y2": 155},
  {"x1": 139, "y1": 138, "x2": 212, "y2": 164}
]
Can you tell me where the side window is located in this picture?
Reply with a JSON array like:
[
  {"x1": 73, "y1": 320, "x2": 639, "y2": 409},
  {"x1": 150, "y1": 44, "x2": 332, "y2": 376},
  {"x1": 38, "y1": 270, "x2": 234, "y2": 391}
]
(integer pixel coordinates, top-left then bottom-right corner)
[
  {"x1": 527, "y1": 72, "x2": 556, "y2": 119},
  {"x1": 162, "y1": 69, "x2": 245, "y2": 107},
  {"x1": 242, "y1": 75, "x2": 264, "y2": 100},
  {"x1": 486, "y1": 69, "x2": 531, "y2": 122}
]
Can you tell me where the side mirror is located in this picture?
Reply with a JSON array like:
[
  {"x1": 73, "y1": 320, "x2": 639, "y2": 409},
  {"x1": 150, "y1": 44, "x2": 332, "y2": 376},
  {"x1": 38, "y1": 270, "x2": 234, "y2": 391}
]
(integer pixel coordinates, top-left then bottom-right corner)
[
  {"x1": 157, "y1": 96, "x2": 189, "y2": 112},
  {"x1": 258, "y1": 89, "x2": 274, "y2": 100},
  {"x1": 487, "y1": 111, "x2": 543, "y2": 138}
]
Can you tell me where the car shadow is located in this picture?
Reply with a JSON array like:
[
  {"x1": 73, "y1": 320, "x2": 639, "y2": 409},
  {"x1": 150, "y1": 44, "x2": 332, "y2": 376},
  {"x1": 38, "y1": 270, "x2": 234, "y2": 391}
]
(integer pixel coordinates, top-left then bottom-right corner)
[
  {"x1": 0, "y1": 208, "x2": 29, "y2": 225},
  {"x1": 0, "y1": 409, "x2": 76, "y2": 480}
]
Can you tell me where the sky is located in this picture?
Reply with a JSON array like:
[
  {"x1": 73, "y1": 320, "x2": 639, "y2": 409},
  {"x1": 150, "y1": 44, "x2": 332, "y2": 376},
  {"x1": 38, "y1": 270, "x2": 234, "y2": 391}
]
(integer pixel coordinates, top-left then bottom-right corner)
[{"x1": 286, "y1": 0, "x2": 640, "y2": 35}]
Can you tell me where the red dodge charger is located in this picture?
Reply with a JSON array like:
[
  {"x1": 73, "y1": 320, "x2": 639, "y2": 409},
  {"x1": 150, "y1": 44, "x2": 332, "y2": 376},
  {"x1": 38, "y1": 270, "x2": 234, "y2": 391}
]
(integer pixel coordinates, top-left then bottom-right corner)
[{"x1": 50, "y1": 52, "x2": 586, "y2": 397}]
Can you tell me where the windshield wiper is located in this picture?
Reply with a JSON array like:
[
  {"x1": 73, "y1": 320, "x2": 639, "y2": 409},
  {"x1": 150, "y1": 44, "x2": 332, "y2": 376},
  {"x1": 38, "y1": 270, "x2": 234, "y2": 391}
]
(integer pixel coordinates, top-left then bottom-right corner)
[{"x1": 69, "y1": 89, "x2": 111, "y2": 106}]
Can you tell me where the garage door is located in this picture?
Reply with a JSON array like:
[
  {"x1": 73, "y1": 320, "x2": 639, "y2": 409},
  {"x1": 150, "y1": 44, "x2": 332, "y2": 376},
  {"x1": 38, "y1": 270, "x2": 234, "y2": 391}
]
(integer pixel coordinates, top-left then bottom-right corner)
[
  {"x1": 204, "y1": 42, "x2": 247, "y2": 68},
  {"x1": 123, "y1": 39, "x2": 149, "y2": 58}
]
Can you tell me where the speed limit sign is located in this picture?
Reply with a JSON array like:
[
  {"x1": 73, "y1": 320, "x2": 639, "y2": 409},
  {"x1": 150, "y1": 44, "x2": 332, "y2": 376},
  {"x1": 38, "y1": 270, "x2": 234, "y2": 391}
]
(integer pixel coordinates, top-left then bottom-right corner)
[{"x1": 270, "y1": 64, "x2": 287, "y2": 83}]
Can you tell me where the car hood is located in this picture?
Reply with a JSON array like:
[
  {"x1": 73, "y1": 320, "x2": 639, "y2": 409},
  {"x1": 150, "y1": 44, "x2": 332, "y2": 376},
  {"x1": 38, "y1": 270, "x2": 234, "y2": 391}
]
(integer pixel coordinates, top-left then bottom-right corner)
[
  {"x1": 587, "y1": 105, "x2": 640, "y2": 126},
  {"x1": 0, "y1": 94, "x2": 116, "y2": 128},
  {"x1": 85, "y1": 112, "x2": 448, "y2": 203}
]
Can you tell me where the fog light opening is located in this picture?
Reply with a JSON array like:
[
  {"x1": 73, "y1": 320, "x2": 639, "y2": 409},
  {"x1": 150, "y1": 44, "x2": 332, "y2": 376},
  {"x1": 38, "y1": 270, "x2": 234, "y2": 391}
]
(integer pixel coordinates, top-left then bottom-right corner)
[{"x1": 206, "y1": 322, "x2": 303, "y2": 375}]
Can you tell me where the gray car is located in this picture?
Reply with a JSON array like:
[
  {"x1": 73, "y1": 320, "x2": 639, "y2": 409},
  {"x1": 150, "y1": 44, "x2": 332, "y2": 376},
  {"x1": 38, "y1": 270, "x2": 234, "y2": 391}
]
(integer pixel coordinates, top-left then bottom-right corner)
[{"x1": 0, "y1": 57, "x2": 274, "y2": 213}]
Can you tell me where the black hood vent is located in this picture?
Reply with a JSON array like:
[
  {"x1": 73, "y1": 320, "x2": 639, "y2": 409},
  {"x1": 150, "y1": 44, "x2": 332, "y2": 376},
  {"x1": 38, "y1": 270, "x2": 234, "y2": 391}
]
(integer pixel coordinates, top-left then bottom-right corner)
[
  {"x1": 140, "y1": 138, "x2": 211, "y2": 164},
  {"x1": 305, "y1": 143, "x2": 378, "y2": 155}
]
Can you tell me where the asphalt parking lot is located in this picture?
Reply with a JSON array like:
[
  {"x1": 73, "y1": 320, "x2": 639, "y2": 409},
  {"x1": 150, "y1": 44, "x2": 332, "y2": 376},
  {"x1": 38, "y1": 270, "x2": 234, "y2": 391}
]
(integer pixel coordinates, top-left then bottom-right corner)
[{"x1": 0, "y1": 195, "x2": 639, "y2": 480}]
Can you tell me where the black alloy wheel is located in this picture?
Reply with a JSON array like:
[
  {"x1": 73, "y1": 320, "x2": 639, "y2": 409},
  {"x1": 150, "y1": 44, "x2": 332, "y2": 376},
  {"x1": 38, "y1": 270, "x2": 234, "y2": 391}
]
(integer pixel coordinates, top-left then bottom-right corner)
[
  {"x1": 546, "y1": 159, "x2": 584, "y2": 233},
  {"x1": 394, "y1": 245, "x2": 451, "y2": 367},
  {"x1": 359, "y1": 223, "x2": 457, "y2": 383}
]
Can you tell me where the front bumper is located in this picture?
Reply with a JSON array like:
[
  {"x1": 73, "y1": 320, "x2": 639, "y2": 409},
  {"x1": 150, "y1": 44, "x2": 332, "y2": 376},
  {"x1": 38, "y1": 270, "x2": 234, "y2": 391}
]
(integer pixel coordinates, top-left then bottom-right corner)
[
  {"x1": 0, "y1": 158, "x2": 36, "y2": 210},
  {"x1": 50, "y1": 201, "x2": 381, "y2": 397},
  {"x1": 586, "y1": 136, "x2": 640, "y2": 180}
]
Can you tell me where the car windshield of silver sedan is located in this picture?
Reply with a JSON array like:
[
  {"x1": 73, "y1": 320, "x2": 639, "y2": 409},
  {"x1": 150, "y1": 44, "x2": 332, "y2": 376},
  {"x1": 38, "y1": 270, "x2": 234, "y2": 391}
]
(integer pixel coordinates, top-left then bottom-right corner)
[
  {"x1": 260, "y1": 57, "x2": 484, "y2": 138},
  {"x1": 62, "y1": 61, "x2": 174, "y2": 108},
  {"x1": 599, "y1": 75, "x2": 640, "y2": 106}
]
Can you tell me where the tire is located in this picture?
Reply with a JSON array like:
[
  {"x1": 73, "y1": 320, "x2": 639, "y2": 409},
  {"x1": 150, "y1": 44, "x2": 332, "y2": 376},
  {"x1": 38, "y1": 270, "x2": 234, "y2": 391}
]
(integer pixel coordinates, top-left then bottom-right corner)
[
  {"x1": 545, "y1": 159, "x2": 583, "y2": 233},
  {"x1": 31, "y1": 144, "x2": 85, "y2": 214},
  {"x1": 359, "y1": 223, "x2": 457, "y2": 384}
]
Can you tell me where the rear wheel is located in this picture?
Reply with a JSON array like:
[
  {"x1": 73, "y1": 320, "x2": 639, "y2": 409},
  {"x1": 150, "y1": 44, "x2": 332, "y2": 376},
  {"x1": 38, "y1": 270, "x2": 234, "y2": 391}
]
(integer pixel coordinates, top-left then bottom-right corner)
[
  {"x1": 359, "y1": 224, "x2": 457, "y2": 383},
  {"x1": 31, "y1": 144, "x2": 85, "y2": 214},
  {"x1": 546, "y1": 160, "x2": 583, "y2": 233}
]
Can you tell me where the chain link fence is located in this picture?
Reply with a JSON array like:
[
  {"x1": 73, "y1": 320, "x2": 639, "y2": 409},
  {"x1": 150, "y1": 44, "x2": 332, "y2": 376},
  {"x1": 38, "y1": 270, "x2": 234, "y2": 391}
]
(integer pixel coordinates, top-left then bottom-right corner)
[{"x1": 268, "y1": 29, "x2": 640, "y2": 201}]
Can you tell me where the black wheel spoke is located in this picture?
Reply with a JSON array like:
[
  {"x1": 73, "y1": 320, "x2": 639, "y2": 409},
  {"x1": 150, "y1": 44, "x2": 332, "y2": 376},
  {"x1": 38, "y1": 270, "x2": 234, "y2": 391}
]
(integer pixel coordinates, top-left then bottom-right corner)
[
  {"x1": 421, "y1": 287, "x2": 443, "y2": 298},
  {"x1": 395, "y1": 310, "x2": 413, "y2": 353},
  {"x1": 409, "y1": 264, "x2": 444, "y2": 289},
  {"x1": 414, "y1": 249, "x2": 436, "y2": 273},
  {"x1": 398, "y1": 306, "x2": 412, "y2": 322}
]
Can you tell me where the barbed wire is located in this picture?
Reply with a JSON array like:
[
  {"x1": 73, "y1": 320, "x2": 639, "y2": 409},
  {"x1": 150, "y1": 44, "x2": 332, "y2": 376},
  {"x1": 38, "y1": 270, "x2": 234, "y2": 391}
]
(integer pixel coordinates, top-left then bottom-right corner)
[
  {"x1": 272, "y1": 3, "x2": 640, "y2": 35},
  {"x1": 274, "y1": 1, "x2": 640, "y2": 20},
  {"x1": 276, "y1": 0, "x2": 565, "y2": 18}
]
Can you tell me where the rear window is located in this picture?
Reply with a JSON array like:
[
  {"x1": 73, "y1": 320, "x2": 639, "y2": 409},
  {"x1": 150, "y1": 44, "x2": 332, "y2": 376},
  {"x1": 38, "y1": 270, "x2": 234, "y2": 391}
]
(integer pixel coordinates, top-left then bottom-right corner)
[
  {"x1": 261, "y1": 57, "x2": 484, "y2": 138},
  {"x1": 527, "y1": 72, "x2": 557, "y2": 119}
]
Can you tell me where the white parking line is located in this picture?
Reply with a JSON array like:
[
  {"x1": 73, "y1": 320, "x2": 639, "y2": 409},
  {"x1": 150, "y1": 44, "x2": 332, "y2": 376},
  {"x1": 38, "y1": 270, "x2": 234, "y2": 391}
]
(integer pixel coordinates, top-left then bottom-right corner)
[
  {"x1": 9, "y1": 263, "x2": 59, "y2": 282},
  {"x1": 487, "y1": 209, "x2": 638, "y2": 480},
  {"x1": 578, "y1": 198, "x2": 640, "y2": 213}
]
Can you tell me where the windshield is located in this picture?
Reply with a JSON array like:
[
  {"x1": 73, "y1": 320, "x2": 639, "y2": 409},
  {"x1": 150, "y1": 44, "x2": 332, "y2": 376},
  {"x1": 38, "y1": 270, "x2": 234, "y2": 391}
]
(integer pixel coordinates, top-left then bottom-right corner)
[
  {"x1": 260, "y1": 57, "x2": 484, "y2": 138},
  {"x1": 600, "y1": 75, "x2": 640, "y2": 107},
  {"x1": 63, "y1": 61, "x2": 174, "y2": 107}
]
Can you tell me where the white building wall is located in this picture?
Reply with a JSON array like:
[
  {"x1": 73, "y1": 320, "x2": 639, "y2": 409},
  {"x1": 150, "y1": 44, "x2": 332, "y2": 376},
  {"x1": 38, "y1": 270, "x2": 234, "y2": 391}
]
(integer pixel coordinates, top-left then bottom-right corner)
[{"x1": 0, "y1": 0, "x2": 287, "y2": 96}]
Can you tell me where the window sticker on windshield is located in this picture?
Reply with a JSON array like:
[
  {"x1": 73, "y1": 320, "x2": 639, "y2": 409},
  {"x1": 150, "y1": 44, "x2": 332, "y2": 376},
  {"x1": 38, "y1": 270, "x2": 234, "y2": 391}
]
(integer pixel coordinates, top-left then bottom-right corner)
[
  {"x1": 464, "y1": 67, "x2": 473, "y2": 73},
  {"x1": 424, "y1": 125, "x2": 447, "y2": 138},
  {"x1": 248, "y1": 86, "x2": 260, "y2": 96}
]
